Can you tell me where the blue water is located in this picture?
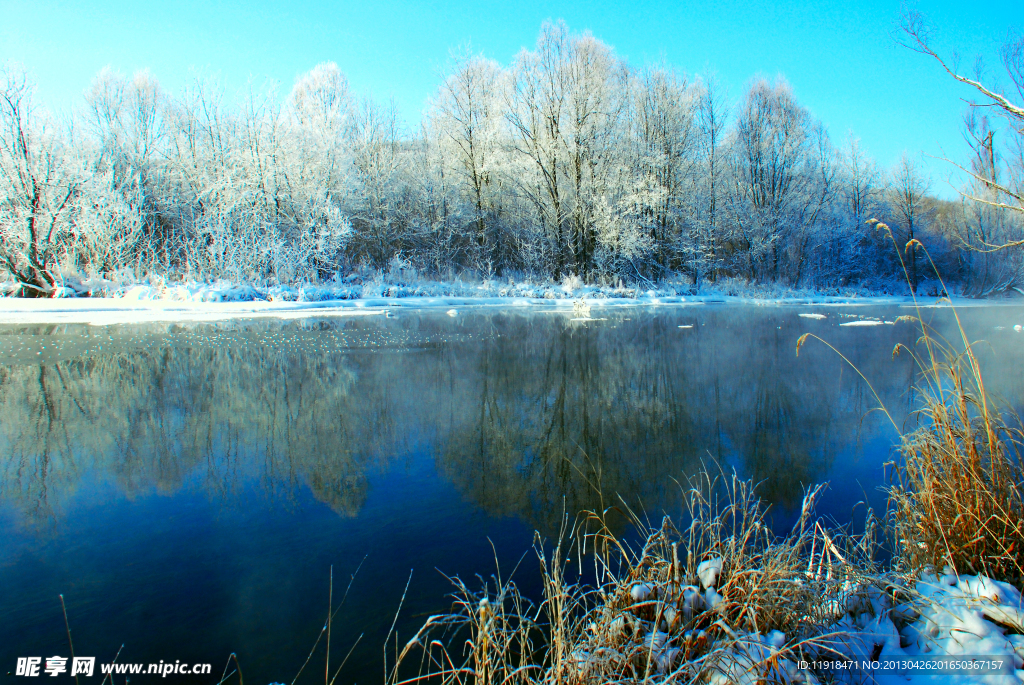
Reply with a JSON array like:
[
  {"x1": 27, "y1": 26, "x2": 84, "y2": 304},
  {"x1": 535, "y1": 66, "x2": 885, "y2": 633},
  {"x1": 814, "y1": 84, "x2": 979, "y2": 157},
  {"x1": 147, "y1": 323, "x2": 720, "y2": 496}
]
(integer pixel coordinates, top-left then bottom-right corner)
[{"x1": 2, "y1": 303, "x2": 1023, "y2": 682}]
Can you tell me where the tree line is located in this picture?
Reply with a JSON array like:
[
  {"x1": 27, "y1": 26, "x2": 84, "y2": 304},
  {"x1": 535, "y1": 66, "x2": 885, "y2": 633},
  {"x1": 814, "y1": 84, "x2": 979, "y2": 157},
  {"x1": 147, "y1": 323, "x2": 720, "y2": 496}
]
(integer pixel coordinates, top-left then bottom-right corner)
[{"x1": 1, "y1": 21, "x2": 1022, "y2": 296}]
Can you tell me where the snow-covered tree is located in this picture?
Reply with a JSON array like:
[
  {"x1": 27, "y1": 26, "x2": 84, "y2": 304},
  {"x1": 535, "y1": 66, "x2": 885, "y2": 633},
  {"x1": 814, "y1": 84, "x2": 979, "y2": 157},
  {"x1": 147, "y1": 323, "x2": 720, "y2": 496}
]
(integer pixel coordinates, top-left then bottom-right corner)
[{"x1": 0, "y1": 65, "x2": 83, "y2": 293}]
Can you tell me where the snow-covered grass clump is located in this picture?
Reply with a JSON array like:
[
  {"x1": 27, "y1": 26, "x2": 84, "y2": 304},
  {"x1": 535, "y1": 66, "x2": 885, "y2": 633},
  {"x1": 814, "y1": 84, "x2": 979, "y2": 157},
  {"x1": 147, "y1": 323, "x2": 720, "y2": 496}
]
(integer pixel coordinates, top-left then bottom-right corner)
[
  {"x1": 389, "y1": 467, "x2": 1024, "y2": 684},
  {"x1": 392, "y1": 471, "x2": 876, "y2": 682}
]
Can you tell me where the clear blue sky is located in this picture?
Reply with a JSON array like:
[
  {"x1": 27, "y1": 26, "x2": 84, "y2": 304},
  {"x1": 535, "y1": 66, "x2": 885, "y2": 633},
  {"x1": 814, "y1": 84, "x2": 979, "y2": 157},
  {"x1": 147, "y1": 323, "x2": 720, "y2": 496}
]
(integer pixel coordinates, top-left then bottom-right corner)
[{"x1": 1, "y1": 0, "x2": 1020, "y2": 197}]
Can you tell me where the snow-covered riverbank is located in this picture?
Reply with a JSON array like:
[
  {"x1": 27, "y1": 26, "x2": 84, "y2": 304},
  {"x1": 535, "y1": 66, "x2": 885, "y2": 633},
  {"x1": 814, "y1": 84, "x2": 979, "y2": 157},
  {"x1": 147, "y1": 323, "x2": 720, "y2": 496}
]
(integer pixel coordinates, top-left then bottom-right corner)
[
  {"x1": 0, "y1": 276, "x2": 1007, "y2": 326},
  {"x1": 0, "y1": 293, "x2": 971, "y2": 326}
]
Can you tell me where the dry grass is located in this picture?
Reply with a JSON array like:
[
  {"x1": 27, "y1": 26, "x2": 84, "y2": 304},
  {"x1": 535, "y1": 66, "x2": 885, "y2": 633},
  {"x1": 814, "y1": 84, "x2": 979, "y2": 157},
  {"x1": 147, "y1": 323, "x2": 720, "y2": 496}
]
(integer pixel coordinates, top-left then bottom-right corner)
[
  {"x1": 388, "y1": 467, "x2": 879, "y2": 684},
  {"x1": 885, "y1": 315, "x2": 1024, "y2": 586},
  {"x1": 856, "y1": 220, "x2": 1024, "y2": 587}
]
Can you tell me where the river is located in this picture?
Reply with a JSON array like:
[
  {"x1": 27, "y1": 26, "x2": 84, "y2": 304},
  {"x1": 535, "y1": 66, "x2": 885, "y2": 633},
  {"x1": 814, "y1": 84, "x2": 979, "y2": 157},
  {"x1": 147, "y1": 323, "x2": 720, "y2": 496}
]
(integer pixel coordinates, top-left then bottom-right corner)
[{"x1": 2, "y1": 303, "x2": 1022, "y2": 681}]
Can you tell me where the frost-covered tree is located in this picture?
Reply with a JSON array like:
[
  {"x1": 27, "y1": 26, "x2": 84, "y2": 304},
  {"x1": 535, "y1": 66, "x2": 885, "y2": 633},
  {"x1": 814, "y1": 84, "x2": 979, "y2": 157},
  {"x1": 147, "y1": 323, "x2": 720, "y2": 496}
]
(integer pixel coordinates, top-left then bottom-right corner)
[
  {"x1": 504, "y1": 22, "x2": 574, "y2": 278},
  {"x1": 690, "y1": 74, "x2": 729, "y2": 285},
  {"x1": 0, "y1": 66, "x2": 82, "y2": 294},
  {"x1": 840, "y1": 135, "x2": 880, "y2": 227},
  {"x1": 504, "y1": 22, "x2": 634, "y2": 279},
  {"x1": 732, "y1": 77, "x2": 817, "y2": 280},
  {"x1": 349, "y1": 97, "x2": 404, "y2": 268},
  {"x1": 281, "y1": 64, "x2": 354, "y2": 278},
  {"x1": 86, "y1": 68, "x2": 163, "y2": 183},
  {"x1": 946, "y1": 112, "x2": 1024, "y2": 293},
  {"x1": 559, "y1": 31, "x2": 628, "y2": 278},
  {"x1": 427, "y1": 53, "x2": 503, "y2": 263},
  {"x1": 625, "y1": 65, "x2": 697, "y2": 277},
  {"x1": 888, "y1": 153, "x2": 932, "y2": 293}
]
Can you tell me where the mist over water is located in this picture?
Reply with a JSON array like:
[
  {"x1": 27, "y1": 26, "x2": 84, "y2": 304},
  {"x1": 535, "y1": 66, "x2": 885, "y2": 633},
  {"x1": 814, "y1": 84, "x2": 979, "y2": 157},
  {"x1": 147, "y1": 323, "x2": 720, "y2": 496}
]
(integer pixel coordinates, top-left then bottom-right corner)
[{"x1": 2, "y1": 304, "x2": 1023, "y2": 681}]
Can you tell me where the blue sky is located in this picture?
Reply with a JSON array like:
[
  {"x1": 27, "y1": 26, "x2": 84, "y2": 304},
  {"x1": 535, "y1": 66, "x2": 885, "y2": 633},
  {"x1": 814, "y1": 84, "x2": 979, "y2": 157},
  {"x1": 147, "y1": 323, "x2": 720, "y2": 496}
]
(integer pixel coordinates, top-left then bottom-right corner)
[{"x1": 1, "y1": 0, "x2": 1020, "y2": 197}]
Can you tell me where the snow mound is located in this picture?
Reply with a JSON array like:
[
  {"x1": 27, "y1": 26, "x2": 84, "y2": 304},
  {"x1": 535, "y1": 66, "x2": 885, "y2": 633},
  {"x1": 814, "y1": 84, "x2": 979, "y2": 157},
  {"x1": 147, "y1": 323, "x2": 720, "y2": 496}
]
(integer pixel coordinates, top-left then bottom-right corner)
[
  {"x1": 698, "y1": 557, "x2": 724, "y2": 589},
  {"x1": 828, "y1": 571, "x2": 1024, "y2": 684}
]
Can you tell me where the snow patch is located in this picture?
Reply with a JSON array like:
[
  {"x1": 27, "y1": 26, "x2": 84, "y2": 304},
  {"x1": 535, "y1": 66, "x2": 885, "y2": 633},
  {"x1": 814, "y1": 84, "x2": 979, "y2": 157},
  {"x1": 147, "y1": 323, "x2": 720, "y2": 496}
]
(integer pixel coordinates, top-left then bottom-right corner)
[
  {"x1": 827, "y1": 571, "x2": 1024, "y2": 684},
  {"x1": 698, "y1": 557, "x2": 724, "y2": 589},
  {"x1": 630, "y1": 582, "x2": 655, "y2": 602}
]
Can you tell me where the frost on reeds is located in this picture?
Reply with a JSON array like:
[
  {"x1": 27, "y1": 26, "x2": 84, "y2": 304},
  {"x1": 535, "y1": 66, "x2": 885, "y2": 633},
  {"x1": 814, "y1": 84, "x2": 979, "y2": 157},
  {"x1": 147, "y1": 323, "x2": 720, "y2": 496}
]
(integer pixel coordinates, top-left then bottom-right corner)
[
  {"x1": 856, "y1": 219, "x2": 1024, "y2": 588},
  {"x1": 389, "y1": 469, "x2": 881, "y2": 684},
  {"x1": 885, "y1": 299, "x2": 1024, "y2": 587}
]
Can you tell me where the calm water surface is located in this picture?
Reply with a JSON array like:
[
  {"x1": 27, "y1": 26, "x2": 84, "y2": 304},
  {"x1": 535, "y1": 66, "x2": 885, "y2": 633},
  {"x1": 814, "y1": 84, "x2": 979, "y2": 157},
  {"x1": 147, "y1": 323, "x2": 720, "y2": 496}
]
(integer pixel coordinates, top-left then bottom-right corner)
[{"x1": 2, "y1": 303, "x2": 1024, "y2": 682}]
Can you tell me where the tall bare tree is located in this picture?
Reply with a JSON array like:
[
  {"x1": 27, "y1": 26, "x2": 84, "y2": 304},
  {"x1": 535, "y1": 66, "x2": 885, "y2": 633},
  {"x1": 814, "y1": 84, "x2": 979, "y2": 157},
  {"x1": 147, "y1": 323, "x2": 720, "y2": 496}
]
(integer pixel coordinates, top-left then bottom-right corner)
[
  {"x1": 630, "y1": 65, "x2": 697, "y2": 274},
  {"x1": 693, "y1": 73, "x2": 729, "y2": 284},
  {"x1": 733, "y1": 77, "x2": 813, "y2": 279},
  {"x1": 505, "y1": 22, "x2": 572, "y2": 278},
  {"x1": 890, "y1": 153, "x2": 931, "y2": 293}
]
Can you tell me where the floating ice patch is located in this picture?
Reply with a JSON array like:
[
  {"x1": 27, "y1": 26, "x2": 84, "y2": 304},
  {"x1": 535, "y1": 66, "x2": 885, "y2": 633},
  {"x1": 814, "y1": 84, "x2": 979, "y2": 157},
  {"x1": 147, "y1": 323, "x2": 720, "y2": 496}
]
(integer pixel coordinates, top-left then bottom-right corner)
[
  {"x1": 1015, "y1": 324, "x2": 1022, "y2": 332},
  {"x1": 799, "y1": 313, "x2": 826, "y2": 319},
  {"x1": 840, "y1": 320, "x2": 884, "y2": 327},
  {"x1": 447, "y1": 309, "x2": 458, "y2": 317},
  {"x1": 678, "y1": 324, "x2": 693, "y2": 329}
]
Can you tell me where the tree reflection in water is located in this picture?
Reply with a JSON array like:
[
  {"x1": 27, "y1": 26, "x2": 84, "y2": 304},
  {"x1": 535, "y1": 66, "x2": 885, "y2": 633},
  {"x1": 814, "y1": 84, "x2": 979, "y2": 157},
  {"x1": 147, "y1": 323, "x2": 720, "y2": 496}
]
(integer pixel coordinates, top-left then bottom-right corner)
[{"x1": 2, "y1": 306, "x2": 981, "y2": 533}]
